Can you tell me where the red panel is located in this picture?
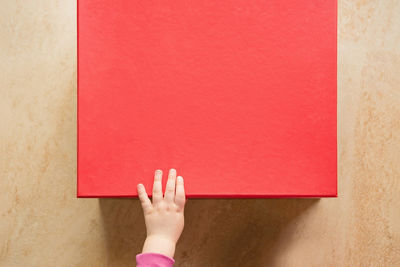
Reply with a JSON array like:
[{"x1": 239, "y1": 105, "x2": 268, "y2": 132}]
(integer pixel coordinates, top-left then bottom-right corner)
[{"x1": 78, "y1": 0, "x2": 337, "y2": 198}]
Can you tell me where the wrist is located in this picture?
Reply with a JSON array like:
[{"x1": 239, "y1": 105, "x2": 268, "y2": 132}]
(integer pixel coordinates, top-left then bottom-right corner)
[{"x1": 142, "y1": 235, "x2": 176, "y2": 259}]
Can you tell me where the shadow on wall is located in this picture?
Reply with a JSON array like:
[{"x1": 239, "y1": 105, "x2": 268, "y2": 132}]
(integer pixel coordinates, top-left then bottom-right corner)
[{"x1": 99, "y1": 198, "x2": 318, "y2": 267}]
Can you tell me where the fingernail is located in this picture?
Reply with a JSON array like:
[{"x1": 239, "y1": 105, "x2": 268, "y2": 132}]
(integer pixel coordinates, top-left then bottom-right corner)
[
  {"x1": 170, "y1": 168, "x2": 176, "y2": 174},
  {"x1": 155, "y1": 169, "x2": 162, "y2": 174},
  {"x1": 177, "y1": 176, "x2": 183, "y2": 182}
]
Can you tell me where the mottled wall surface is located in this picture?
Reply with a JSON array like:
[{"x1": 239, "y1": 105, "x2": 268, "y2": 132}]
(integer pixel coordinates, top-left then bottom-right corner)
[{"x1": 1, "y1": 1, "x2": 399, "y2": 266}]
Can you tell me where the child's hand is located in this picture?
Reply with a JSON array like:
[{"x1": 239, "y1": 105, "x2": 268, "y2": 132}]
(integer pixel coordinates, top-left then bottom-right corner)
[{"x1": 137, "y1": 169, "x2": 186, "y2": 258}]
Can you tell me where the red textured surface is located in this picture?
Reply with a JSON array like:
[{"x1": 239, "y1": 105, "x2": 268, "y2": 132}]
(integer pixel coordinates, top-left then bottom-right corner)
[{"x1": 77, "y1": 0, "x2": 337, "y2": 198}]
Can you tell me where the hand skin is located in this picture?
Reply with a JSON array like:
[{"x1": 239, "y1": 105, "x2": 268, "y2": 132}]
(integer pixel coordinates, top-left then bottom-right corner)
[{"x1": 137, "y1": 169, "x2": 186, "y2": 259}]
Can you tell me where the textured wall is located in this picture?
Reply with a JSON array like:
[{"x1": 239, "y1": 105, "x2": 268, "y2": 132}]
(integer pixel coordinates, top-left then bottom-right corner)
[{"x1": 1, "y1": 1, "x2": 399, "y2": 266}]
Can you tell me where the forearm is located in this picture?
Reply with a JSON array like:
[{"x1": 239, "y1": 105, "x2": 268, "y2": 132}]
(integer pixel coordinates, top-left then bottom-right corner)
[{"x1": 142, "y1": 235, "x2": 176, "y2": 259}]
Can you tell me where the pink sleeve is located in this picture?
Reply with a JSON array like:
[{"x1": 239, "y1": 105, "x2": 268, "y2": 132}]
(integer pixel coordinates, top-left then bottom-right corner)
[{"x1": 136, "y1": 252, "x2": 175, "y2": 267}]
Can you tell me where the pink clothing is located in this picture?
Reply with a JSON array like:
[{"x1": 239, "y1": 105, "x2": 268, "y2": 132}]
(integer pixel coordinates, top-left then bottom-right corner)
[{"x1": 136, "y1": 253, "x2": 175, "y2": 267}]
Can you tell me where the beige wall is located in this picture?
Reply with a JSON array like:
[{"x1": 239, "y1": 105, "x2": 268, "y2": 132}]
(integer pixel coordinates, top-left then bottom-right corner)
[{"x1": 1, "y1": 1, "x2": 399, "y2": 266}]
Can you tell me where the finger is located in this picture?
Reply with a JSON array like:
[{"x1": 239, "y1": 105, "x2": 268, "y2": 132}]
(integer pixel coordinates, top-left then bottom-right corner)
[
  {"x1": 137, "y1": 184, "x2": 152, "y2": 213},
  {"x1": 164, "y1": 168, "x2": 177, "y2": 202},
  {"x1": 175, "y1": 176, "x2": 186, "y2": 209},
  {"x1": 152, "y1": 169, "x2": 163, "y2": 204}
]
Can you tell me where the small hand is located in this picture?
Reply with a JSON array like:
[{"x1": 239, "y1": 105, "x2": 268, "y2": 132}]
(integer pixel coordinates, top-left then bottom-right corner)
[{"x1": 137, "y1": 169, "x2": 186, "y2": 258}]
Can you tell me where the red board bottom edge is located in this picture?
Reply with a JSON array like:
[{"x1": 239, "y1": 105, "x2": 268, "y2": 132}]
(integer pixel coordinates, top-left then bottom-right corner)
[{"x1": 77, "y1": 193, "x2": 337, "y2": 199}]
